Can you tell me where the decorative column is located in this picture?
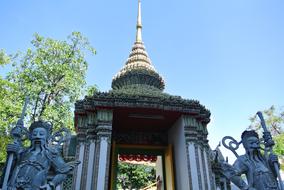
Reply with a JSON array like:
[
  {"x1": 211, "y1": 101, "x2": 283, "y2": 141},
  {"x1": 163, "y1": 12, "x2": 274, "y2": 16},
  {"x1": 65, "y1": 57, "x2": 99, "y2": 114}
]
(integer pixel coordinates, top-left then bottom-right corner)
[
  {"x1": 183, "y1": 116, "x2": 212, "y2": 190},
  {"x1": 196, "y1": 122, "x2": 206, "y2": 190},
  {"x1": 93, "y1": 109, "x2": 113, "y2": 190},
  {"x1": 85, "y1": 112, "x2": 97, "y2": 190},
  {"x1": 184, "y1": 116, "x2": 200, "y2": 190},
  {"x1": 202, "y1": 127, "x2": 215, "y2": 190},
  {"x1": 72, "y1": 115, "x2": 88, "y2": 190}
]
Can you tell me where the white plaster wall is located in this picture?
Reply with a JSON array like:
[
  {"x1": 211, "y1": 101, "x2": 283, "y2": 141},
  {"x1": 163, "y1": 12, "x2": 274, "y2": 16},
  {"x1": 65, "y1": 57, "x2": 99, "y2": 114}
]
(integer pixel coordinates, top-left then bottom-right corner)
[{"x1": 168, "y1": 116, "x2": 190, "y2": 190}]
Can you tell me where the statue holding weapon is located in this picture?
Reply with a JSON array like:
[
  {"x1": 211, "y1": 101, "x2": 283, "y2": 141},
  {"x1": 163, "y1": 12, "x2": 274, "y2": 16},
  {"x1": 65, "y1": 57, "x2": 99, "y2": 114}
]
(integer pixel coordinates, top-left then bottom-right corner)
[
  {"x1": 257, "y1": 111, "x2": 284, "y2": 190},
  {"x1": 1, "y1": 97, "x2": 30, "y2": 190},
  {"x1": 219, "y1": 111, "x2": 283, "y2": 190},
  {"x1": 0, "y1": 98, "x2": 80, "y2": 190}
]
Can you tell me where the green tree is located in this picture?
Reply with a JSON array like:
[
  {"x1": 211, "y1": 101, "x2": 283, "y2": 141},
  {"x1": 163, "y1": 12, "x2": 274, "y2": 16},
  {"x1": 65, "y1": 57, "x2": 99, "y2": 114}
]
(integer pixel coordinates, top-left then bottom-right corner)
[
  {"x1": 86, "y1": 85, "x2": 99, "y2": 96},
  {"x1": 0, "y1": 32, "x2": 96, "y2": 162},
  {"x1": 117, "y1": 162, "x2": 156, "y2": 190}
]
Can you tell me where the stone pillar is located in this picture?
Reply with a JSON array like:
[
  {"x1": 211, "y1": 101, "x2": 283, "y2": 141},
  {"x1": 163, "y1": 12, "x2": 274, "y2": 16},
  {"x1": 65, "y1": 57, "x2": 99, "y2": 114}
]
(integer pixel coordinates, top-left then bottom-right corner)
[
  {"x1": 72, "y1": 115, "x2": 88, "y2": 190},
  {"x1": 201, "y1": 126, "x2": 216, "y2": 190},
  {"x1": 156, "y1": 156, "x2": 165, "y2": 190},
  {"x1": 184, "y1": 116, "x2": 200, "y2": 190},
  {"x1": 196, "y1": 122, "x2": 207, "y2": 190},
  {"x1": 93, "y1": 109, "x2": 113, "y2": 190},
  {"x1": 184, "y1": 116, "x2": 211, "y2": 190},
  {"x1": 197, "y1": 145, "x2": 206, "y2": 189},
  {"x1": 72, "y1": 111, "x2": 97, "y2": 190},
  {"x1": 203, "y1": 147, "x2": 213, "y2": 190},
  {"x1": 85, "y1": 112, "x2": 97, "y2": 190}
]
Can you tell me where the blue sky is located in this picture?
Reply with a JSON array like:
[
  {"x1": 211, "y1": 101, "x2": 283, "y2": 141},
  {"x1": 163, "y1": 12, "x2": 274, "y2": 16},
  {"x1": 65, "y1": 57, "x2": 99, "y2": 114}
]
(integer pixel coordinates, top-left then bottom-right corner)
[{"x1": 1, "y1": 0, "x2": 284, "y2": 162}]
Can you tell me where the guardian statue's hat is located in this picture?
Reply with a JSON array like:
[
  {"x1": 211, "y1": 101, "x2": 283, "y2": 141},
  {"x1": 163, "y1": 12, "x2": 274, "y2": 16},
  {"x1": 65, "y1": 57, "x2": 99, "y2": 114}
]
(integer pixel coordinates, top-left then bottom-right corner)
[
  {"x1": 241, "y1": 130, "x2": 259, "y2": 140},
  {"x1": 29, "y1": 120, "x2": 53, "y2": 137}
]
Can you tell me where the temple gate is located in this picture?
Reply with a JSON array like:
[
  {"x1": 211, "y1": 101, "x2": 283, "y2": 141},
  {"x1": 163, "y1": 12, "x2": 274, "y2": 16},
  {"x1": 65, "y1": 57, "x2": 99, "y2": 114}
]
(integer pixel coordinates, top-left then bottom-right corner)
[{"x1": 65, "y1": 1, "x2": 224, "y2": 189}]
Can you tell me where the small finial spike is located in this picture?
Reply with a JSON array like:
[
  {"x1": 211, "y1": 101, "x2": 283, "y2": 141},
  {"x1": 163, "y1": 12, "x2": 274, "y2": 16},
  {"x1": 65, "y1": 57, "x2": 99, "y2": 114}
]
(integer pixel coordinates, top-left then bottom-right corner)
[{"x1": 136, "y1": 0, "x2": 142, "y2": 42}]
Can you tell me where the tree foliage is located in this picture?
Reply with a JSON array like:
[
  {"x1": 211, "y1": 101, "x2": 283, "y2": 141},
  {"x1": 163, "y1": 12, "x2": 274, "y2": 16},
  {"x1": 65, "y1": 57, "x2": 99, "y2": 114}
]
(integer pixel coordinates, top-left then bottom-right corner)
[
  {"x1": 117, "y1": 161, "x2": 156, "y2": 190},
  {"x1": 86, "y1": 85, "x2": 98, "y2": 96},
  {"x1": 0, "y1": 50, "x2": 23, "y2": 158},
  {"x1": 0, "y1": 77, "x2": 22, "y2": 132},
  {"x1": 0, "y1": 32, "x2": 96, "y2": 162},
  {"x1": 0, "y1": 76, "x2": 21, "y2": 164},
  {"x1": 0, "y1": 50, "x2": 12, "y2": 66}
]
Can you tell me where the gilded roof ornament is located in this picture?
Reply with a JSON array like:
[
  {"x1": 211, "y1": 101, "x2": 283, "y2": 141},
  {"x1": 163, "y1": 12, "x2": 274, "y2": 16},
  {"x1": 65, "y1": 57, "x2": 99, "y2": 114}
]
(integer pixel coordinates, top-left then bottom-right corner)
[{"x1": 112, "y1": 0, "x2": 165, "y2": 91}]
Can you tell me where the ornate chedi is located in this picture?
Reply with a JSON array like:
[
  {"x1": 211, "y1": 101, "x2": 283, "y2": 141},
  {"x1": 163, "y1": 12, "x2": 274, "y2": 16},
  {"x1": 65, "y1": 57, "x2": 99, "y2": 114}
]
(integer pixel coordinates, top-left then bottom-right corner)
[{"x1": 112, "y1": 0, "x2": 164, "y2": 92}]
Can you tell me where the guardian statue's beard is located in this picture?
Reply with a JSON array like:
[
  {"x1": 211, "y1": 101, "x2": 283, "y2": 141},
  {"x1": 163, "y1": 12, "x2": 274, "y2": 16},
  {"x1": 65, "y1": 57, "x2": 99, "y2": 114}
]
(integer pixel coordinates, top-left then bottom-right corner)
[
  {"x1": 30, "y1": 138, "x2": 47, "y2": 151},
  {"x1": 247, "y1": 148, "x2": 264, "y2": 162}
]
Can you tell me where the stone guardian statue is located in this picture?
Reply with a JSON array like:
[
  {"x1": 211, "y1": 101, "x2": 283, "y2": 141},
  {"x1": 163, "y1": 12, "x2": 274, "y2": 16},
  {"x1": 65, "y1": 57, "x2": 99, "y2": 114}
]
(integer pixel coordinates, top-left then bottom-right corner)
[
  {"x1": 0, "y1": 120, "x2": 80, "y2": 190},
  {"x1": 220, "y1": 112, "x2": 284, "y2": 190}
]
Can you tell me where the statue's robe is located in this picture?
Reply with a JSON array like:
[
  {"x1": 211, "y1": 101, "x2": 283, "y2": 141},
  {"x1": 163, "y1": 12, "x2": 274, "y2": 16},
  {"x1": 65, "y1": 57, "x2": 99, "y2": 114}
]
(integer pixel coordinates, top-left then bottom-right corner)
[
  {"x1": 233, "y1": 154, "x2": 279, "y2": 190},
  {"x1": 4, "y1": 147, "x2": 71, "y2": 190}
]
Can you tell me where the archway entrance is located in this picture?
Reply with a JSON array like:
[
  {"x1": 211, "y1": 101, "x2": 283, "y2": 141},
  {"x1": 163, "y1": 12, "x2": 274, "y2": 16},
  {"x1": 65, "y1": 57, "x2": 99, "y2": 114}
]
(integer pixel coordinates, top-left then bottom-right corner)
[{"x1": 110, "y1": 144, "x2": 175, "y2": 190}]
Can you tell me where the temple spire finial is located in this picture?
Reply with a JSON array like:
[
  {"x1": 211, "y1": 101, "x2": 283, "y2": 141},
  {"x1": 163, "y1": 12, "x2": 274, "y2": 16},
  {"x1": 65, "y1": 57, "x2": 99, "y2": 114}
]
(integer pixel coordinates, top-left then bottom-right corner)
[{"x1": 136, "y1": 0, "x2": 142, "y2": 42}]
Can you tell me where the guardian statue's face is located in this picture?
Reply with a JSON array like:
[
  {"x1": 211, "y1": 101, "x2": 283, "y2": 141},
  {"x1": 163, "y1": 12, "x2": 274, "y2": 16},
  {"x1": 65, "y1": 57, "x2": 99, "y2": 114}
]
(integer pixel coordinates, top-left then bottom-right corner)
[
  {"x1": 243, "y1": 136, "x2": 260, "y2": 151},
  {"x1": 31, "y1": 127, "x2": 48, "y2": 146}
]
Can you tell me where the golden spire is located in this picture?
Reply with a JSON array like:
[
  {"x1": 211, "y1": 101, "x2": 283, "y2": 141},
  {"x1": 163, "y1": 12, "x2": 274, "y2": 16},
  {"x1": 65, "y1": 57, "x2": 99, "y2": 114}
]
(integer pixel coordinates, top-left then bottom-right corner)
[
  {"x1": 136, "y1": 0, "x2": 142, "y2": 42},
  {"x1": 111, "y1": 0, "x2": 165, "y2": 91}
]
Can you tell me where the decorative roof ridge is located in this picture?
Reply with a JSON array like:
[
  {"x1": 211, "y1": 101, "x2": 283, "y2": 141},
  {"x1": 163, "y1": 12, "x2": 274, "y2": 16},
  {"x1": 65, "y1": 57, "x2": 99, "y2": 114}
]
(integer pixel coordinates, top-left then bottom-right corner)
[{"x1": 75, "y1": 90, "x2": 211, "y2": 124}]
